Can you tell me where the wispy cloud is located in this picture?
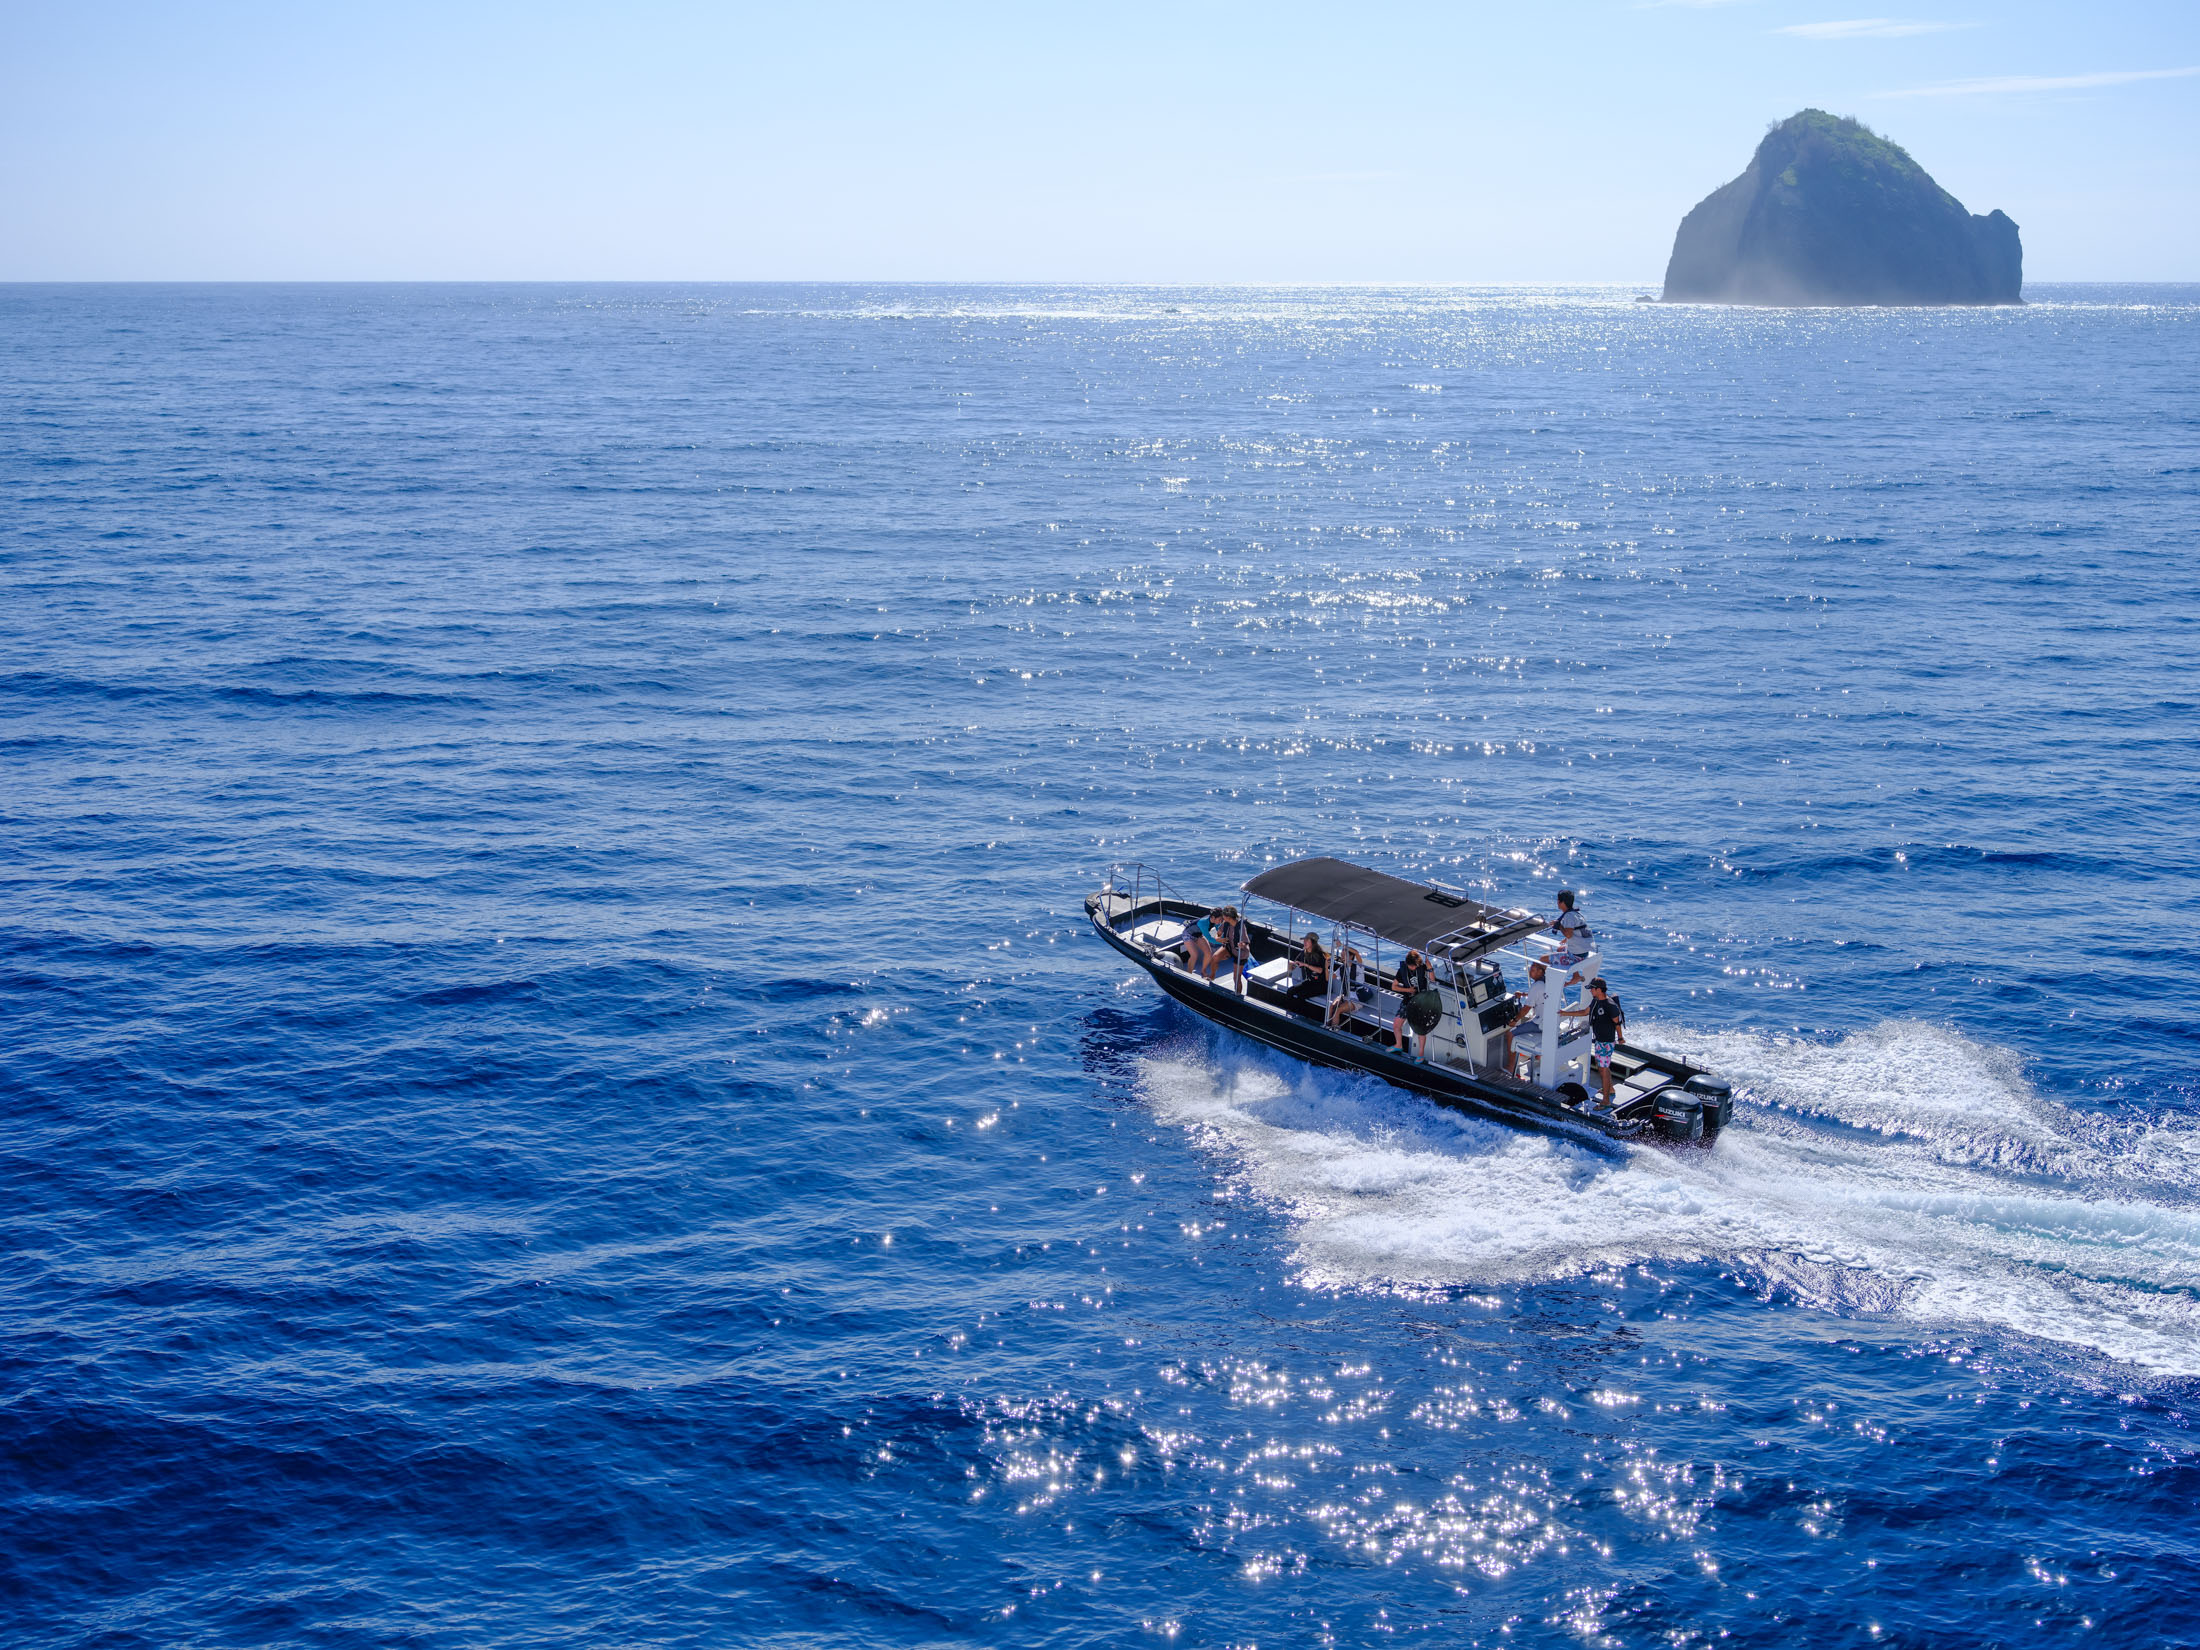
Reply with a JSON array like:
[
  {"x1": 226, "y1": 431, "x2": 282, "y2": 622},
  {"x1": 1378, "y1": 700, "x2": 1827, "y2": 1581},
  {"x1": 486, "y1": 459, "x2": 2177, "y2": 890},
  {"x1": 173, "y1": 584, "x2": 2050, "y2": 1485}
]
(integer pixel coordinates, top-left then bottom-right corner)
[
  {"x1": 1780, "y1": 18, "x2": 1970, "y2": 38},
  {"x1": 1875, "y1": 64, "x2": 2200, "y2": 96}
]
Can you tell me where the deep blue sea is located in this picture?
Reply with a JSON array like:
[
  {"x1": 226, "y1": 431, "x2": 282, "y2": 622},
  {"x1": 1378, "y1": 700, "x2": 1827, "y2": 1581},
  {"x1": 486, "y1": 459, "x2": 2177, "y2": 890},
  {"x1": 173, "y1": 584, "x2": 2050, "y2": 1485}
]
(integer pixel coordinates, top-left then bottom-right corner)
[{"x1": 3, "y1": 283, "x2": 2198, "y2": 1648}]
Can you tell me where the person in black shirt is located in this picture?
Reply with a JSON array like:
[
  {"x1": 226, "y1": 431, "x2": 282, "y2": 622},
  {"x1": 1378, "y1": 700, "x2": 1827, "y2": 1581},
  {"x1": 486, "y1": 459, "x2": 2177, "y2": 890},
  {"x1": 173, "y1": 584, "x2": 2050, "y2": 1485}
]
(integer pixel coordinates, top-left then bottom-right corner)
[
  {"x1": 1391, "y1": 948, "x2": 1438, "y2": 1059},
  {"x1": 1288, "y1": 932, "x2": 1327, "y2": 1004},
  {"x1": 1585, "y1": 976, "x2": 1625, "y2": 1107}
]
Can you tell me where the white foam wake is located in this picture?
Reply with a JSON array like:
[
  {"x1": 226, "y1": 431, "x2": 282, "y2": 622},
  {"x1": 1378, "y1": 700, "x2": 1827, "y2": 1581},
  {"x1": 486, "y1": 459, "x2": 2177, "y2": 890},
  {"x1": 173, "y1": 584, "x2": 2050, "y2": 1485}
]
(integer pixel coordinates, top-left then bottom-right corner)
[{"x1": 1136, "y1": 1019, "x2": 2200, "y2": 1374}]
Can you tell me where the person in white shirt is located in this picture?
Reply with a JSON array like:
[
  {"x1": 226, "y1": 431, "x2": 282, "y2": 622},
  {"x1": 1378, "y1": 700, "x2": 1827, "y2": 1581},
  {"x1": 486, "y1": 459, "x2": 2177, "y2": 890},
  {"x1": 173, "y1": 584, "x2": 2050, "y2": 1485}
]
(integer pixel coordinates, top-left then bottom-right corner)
[
  {"x1": 1509, "y1": 962, "x2": 1555, "y2": 1079},
  {"x1": 1509, "y1": 960, "x2": 1592, "y2": 1081}
]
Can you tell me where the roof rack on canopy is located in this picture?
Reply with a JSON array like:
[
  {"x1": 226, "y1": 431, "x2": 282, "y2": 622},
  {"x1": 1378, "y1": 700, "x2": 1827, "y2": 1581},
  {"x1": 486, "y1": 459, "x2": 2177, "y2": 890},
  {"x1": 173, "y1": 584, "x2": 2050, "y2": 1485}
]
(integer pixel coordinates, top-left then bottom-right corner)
[{"x1": 1239, "y1": 857, "x2": 1546, "y2": 958}]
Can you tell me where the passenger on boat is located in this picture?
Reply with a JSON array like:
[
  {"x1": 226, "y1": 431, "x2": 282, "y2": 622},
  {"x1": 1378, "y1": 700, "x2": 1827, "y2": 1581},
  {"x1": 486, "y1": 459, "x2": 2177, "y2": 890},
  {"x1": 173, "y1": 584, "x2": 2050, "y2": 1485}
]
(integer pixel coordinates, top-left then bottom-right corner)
[
  {"x1": 1181, "y1": 913, "x2": 1218, "y2": 977},
  {"x1": 1585, "y1": 977, "x2": 1625, "y2": 1107},
  {"x1": 1545, "y1": 890, "x2": 1591, "y2": 967},
  {"x1": 1287, "y1": 933, "x2": 1327, "y2": 1003},
  {"x1": 1198, "y1": 910, "x2": 1230, "y2": 982},
  {"x1": 1326, "y1": 945, "x2": 1367, "y2": 1029},
  {"x1": 1391, "y1": 948, "x2": 1439, "y2": 1059},
  {"x1": 1509, "y1": 962, "x2": 1548, "y2": 1078},
  {"x1": 1204, "y1": 906, "x2": 1250, "y2": 992},
  {"x1": 1511, "y1": 961, "x2": 1600, "y2": 1084},
  {"x1": 1510, "y1": 960, "x2": 1582, "y2": 1080},
  {"x1": 1499, "y1": 996, "x2": 1527, "y2": 1078}
]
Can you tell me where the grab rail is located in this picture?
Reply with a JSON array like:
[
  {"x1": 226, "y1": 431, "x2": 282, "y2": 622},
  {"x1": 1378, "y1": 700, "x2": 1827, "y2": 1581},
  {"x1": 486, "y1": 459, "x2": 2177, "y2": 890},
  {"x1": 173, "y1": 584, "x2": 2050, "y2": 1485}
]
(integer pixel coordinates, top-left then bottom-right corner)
[{"x1": 1100, "y1": 861, "x2": 1188, "y2": 929}]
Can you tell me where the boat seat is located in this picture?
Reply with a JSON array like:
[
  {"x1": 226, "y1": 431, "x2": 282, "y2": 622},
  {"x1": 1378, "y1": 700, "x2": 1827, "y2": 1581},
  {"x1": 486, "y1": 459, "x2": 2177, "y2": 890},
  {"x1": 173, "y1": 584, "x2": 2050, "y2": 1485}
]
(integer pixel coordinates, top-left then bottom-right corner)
[
  {"x1": 1247, "y1": 958, "x2": 1292, "y2": 985},
  {"x1": 1131, "y1": 918, "x2": 1187, "y2": 947}
]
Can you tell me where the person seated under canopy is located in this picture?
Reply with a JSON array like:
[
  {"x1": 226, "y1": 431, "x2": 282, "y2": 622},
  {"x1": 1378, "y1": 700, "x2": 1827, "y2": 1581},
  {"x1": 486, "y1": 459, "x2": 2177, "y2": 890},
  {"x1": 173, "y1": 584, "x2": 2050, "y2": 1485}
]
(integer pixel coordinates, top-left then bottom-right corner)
[
  {"x1": 1287, "y1": 932, "x2": 1327, "y2": 1002},
  {"x1": 1326, "y1": 944, "x2": 1367, "y2": 1030}
]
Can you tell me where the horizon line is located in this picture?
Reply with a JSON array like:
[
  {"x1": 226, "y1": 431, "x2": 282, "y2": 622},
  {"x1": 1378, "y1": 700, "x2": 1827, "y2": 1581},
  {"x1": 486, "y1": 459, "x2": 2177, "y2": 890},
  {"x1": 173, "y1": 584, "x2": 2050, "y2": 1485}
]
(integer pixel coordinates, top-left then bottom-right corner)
[{"x1": 1, "y1": 277, "x2": 2192, "y2": 288}]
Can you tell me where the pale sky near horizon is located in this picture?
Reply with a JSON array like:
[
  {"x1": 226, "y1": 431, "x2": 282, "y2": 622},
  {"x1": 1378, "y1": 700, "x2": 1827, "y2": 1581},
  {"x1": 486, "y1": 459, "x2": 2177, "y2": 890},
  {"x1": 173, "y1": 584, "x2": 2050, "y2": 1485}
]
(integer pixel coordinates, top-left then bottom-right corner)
[{"x1": 3, "y1": 1, "x2": 2195, "y2": 282}]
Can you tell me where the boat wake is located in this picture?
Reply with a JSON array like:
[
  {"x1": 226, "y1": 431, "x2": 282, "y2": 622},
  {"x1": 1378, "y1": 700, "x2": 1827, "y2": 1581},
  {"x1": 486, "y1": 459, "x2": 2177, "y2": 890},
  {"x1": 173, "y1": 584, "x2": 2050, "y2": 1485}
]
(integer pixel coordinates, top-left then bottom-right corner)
[{"x1": 1134, "y1": 1018, "x2": 2200, "y2": 1374}]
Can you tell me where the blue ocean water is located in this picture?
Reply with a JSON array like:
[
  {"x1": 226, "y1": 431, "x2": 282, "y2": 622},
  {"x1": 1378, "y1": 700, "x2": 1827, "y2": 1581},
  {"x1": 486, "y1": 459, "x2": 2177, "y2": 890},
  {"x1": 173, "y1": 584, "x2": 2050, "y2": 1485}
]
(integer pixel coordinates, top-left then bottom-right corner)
[{"x1": 3, "y1": 282, "x2": 2198, "y2": 1648}]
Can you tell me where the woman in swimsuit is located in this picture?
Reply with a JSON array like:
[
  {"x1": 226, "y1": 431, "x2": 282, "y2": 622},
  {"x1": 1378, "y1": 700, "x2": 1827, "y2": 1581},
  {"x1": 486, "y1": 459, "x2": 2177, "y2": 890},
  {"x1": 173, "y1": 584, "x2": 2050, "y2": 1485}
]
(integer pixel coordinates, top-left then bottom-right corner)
[
  {"x1": 1182, "y1": 912, "x2": 1217, "y2": 976},
  {"x1": 1203, "y1": 908, "x2": 1246, "y2": 987}
]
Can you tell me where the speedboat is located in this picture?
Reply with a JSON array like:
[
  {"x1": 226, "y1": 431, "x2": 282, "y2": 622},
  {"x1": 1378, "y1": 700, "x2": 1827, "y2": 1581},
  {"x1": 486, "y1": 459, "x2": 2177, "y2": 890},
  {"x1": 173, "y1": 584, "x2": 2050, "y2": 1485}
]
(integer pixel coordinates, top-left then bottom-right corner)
[{"x1": 1086, "y1": 856, "x2": 1733, "y2": 1146}]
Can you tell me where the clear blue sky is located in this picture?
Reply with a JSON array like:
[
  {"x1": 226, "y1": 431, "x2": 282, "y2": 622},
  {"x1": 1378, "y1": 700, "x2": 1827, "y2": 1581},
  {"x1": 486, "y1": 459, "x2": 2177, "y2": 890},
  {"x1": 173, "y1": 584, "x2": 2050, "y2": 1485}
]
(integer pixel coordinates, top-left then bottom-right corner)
[{"x1": 3, "y1": 1, "x2": 2194, "y2": 281}]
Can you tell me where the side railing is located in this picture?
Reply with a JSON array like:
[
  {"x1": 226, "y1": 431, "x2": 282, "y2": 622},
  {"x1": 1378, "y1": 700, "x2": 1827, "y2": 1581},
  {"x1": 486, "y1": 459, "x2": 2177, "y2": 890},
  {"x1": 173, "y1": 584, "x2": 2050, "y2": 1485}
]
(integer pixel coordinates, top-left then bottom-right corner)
[{"x1": 1098, "y1": 861, "x2": 1187, "y2": 932}]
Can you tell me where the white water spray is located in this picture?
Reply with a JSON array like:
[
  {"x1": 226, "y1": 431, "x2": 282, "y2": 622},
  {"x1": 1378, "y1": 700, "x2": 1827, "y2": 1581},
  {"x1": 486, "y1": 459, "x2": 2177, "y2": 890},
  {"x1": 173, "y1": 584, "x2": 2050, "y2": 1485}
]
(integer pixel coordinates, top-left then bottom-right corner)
[{"x1": 1136, "y1": 1019, "x2": 2200, "y2": 1374}]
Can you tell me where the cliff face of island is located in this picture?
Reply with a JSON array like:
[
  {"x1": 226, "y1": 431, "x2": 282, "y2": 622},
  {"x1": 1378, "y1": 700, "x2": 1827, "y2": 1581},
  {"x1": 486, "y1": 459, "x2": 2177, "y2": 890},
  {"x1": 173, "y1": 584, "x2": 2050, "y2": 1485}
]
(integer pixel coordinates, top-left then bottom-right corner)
[{"x1": 1662, "y1": 110, "x2": 2021, "y2": 306}]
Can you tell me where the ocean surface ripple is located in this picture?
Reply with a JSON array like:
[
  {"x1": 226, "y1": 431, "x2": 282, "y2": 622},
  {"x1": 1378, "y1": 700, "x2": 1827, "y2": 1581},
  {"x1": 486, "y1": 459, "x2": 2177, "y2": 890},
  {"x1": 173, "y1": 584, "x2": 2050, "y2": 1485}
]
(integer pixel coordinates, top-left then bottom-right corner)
[{"x1": 2, "y1": 283, "x2": 2197, "y2": 1647}]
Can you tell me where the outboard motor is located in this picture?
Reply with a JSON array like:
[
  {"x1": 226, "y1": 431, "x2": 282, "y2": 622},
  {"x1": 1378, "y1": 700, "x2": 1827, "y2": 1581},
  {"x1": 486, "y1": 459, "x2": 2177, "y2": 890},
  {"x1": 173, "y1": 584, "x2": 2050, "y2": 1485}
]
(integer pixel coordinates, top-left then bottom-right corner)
[
  {"x1": 1685, "y1": 1075, "x2": 1734, "y2": 1132},
  {"x1": 1653, "y1": 1089, "x2": 1705, "y2": 1143}
]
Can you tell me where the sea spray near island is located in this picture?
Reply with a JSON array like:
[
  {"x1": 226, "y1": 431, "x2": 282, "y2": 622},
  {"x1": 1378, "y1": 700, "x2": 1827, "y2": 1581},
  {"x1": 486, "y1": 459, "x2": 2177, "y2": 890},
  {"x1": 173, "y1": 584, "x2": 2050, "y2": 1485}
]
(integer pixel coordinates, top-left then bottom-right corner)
[{"x1": 3, "y1": 283, "x2": 2197, "y2": 1645}]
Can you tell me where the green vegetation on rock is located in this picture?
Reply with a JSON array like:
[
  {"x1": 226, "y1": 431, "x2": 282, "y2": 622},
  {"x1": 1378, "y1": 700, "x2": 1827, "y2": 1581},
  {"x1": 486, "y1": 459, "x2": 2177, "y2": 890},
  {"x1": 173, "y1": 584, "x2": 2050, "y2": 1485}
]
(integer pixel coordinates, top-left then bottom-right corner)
[{"x1": 1661, "y1": 110, "x2": 2021, "y2": 307}]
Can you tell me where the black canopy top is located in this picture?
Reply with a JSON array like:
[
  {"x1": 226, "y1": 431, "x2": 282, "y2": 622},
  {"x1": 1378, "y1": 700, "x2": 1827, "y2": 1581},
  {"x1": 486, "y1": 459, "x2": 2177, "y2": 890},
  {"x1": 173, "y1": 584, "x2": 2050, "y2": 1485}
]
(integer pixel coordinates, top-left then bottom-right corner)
[{"x1": 1240, "y1": 857, "x2": 1545, "y2": 957}]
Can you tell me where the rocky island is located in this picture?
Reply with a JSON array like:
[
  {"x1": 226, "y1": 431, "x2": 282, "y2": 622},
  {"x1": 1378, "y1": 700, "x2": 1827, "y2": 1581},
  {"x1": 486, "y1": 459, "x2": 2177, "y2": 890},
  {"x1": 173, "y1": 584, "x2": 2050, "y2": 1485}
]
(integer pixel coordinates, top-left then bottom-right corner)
[{"x1": 1662, "y1": 109, "x2": 2021, "y2": 306}]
